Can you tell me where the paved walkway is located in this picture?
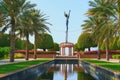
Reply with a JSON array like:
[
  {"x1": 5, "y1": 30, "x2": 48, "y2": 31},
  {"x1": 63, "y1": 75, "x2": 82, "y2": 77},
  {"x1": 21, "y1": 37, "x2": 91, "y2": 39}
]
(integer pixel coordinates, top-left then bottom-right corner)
[{"x1": 0, "y1": 59, "x2": 34, "y2": 65}]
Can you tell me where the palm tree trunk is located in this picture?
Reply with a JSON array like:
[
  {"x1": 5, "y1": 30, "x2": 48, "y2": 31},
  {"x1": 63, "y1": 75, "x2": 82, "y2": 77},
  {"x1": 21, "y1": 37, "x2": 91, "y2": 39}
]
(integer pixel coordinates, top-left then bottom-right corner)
[
  {"x1": 88, "y1": 47, "x2": 91, "y2": 51},
  {"x1": 10, "y1": 31, "x2": 15, "y2": 62},
  {"x1": 25, "y1": 32, "x2": 29, "y2": 60},
  {"x1": 34, "y1": 34, "x2": 37, "y2": 59},
  {"x1": 97, "y1": 42, "x2": 101, "y2": 60},
  {"x1": 10, "y1": 18, "x2": 15, "y2": 62},
  {"x1": 43, "y1": 49, "x2": 46, "y2": 51},
  {"x1": 105, "y1": 38, "x2": 109, "y2": 61}
]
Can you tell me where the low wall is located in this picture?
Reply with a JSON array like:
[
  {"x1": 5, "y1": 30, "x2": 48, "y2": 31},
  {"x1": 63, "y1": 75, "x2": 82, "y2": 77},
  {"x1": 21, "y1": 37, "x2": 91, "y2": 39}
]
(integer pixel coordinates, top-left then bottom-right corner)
[
  {"x1": 80, "y1": 53, "x2": 113, "y2": 58},
  {"x1": 29, "y1": 54, "x2": 57, "y2": 58},
  {"x1": 29, "y1": 53, "x2": 113, "y2": 59},
  {"x1": 0, "y1": 60, "x2": 54, "y2": 80},
  {"x1": 81, "y1": 61, "x2": 120, "y2": 80}
]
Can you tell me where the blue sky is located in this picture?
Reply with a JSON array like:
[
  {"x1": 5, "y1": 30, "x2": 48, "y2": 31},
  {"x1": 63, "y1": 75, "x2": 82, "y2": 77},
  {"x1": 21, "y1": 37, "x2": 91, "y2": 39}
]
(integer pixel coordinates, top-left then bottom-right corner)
[{"x1": 28, "y1": 0, "x2": 92, "y2": 44}]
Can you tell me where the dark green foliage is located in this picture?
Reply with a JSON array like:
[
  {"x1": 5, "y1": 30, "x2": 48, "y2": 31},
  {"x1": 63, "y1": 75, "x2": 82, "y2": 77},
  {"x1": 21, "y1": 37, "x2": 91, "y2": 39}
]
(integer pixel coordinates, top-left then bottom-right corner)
[
  {"x1": 100, "y1": 42, "x2": 105, "y2": 50},
  {"x1": 100, "y1": 37, "x2": 120, "y2": 50},
  {"x1": 74, "y1": 43, "x2": 84, "y2": 51},
  {"x1": 0, "y1": 47, "x2": 10, "y2": 58},
  {"x1": 49, "y1": 42, "x2": 59, "y2": 51},
  {"x1": 0, "y1": 34, "x2": 10, "y2": 47},
  {"x1": 117, "y1": 39, "x2": 120, "y2": 49},
  {"x1": 15, "y1": 38, "x2": 23, "y2": 50},
  {"x1": 37, "y1": 33, "x2": 54, "y2": 51},
  {"x1": 77, "y1": 32, "x2": 97, "y2": 51},
  {"x1": 15, "y1": 39, "x2": 33, "y2": 50},
  {"x1": 0, "y1": 33, "x2": 33, "y2": 50}
]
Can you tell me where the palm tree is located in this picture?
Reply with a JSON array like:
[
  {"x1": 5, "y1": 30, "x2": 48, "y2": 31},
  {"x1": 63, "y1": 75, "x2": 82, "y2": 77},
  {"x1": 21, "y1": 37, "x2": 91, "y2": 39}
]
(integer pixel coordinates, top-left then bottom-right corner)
[
  {"x1": 0, "y1": 0, "x2": 36, "y2": 62},
  {"x1": 0, "y1": 13, "x2": 5, "y2": 27},
  {"x1": 17, "y1": 9, "x2": 36, "y2": 60},
  {"x1": 30, "y1": 10, "x2": 50, "y2": 59},
  {"x1": 86, "y1": 0, "x2": 116, "y2": 61},
  {"x1": 114, "y1": 0, "x2": 120, "y2": 33},
  {"x1": 34, "y1": 24, "x2": 50, "y2": 59},
  {"x1": 17, "y1": 9, "x2": 50, "y2": 60},
  {"x1": 82, "y1": 16, "x2": 103, "y2": 59}
]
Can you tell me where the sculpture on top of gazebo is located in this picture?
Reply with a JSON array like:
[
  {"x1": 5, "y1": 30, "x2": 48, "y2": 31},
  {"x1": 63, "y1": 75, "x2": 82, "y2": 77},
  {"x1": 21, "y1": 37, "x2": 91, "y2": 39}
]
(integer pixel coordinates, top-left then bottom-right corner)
[
  {"x1": 64, "y1": 10, "x2": 71, "y2": 43},
  {"x1": 59, "y1": 10, "x2": 74, "y2": 56}
]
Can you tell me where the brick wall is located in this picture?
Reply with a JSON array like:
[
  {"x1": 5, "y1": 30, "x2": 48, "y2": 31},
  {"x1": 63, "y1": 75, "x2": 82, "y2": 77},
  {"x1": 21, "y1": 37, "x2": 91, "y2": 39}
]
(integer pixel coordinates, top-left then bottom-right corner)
[
  {"x1": 29, "y1": 54, "x2": 57, "y2": 58},
  {"x1": 28, "y1": 53, "x2": 113, "y2": 58},
  {"x1": 79, "y1": 53, "x2": 113, "y2": 58}
]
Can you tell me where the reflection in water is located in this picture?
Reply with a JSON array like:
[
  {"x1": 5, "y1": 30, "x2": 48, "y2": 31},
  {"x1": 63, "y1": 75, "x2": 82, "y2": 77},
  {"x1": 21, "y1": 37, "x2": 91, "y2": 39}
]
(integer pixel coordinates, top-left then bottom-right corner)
[
  {"x1": 37, "y1": 64, "x2": 95, "y2": 80},
  {"x1": 60, "y1": 64, "x2": 74, "y2": 80}
]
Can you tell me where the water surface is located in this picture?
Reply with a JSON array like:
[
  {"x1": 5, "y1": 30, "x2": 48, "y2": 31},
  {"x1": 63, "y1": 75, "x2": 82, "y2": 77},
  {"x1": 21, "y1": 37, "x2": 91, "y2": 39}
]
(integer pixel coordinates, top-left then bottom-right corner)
[{"x1": 37, "y1": 64, "x2": 95, "y2": 80}]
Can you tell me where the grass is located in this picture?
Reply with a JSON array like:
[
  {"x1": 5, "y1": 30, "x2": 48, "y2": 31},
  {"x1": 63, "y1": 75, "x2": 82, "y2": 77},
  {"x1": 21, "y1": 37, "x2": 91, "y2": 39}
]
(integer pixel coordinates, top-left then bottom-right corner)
[
  {"x1": 83, "y1": 59, "x2": 120, "y2": 72},
  {"x1": 0, "y1": 58, "x2": 51, "y2": 74}
]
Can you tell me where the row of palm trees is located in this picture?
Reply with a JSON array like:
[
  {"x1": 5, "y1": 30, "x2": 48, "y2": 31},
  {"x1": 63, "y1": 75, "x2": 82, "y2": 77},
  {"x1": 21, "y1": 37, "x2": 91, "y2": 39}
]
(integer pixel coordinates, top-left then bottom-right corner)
[
  {"x1": 81, "y1": 0, "x2": 120, "y2": 61},
  {"x1": 0, "y1": 0, "x2": 50, "y2": 62}
]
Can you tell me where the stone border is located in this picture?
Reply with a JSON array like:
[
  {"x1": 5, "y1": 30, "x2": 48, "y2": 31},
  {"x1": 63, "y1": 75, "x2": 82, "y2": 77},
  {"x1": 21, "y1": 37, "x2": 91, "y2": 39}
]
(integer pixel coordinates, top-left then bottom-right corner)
[
  {"x1": 0, "y1": 60, "x2": 54, "y2": 80},
  {"x1": 81, "y1": 60, "x2": 120, "y2": 80}
]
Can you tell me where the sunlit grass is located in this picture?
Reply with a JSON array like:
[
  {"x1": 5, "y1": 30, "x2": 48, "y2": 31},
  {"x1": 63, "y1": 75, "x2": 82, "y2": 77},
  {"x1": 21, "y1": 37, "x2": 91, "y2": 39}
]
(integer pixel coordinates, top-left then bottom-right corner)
[
  {"x1": 0, "y1": 59, "x2": 51, "y2": 74},
  {"x1": 83, "y1": 59, "x2": 120, "y2": 72}
]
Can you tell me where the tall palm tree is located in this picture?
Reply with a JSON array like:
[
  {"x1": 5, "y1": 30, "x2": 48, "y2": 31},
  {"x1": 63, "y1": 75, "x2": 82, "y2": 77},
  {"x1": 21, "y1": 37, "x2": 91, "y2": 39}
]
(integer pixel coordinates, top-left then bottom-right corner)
[
  {"x1": 30, "y1": 10, "x2": 50, "y2": 59},
  {"x1": 82, "y1": 16, "x2": 103, "y2": 59},
  {"x1": 86, "y1": 0, "x2": 116, "y2": 61},
  {"x1": 17, "y1": 9, "x2": 36, "y2": 60},
  {"x1": 17, "y1": 9, "x2": 50, "y2": 60},
  {"x1": 34, "y1": 23, "x2": 50, "y2": 59},
  {"x1": 114, "y1": 0, "x2": 120, "y2": 33},
  {"x1": 0, "y1": 0, "x2": 36, "y2": 62}
]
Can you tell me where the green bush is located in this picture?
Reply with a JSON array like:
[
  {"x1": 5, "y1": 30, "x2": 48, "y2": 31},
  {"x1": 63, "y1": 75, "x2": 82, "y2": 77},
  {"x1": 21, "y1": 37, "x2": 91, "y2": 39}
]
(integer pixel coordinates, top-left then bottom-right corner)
[
  {"x1": 14, "y1": 53, "x2": 25, "y2": 59},
  {"x1": 0, "y1": 47, "x2": 10, "y2": 58},
  {"x1": 112, "y1": 54, "x2": 120, "y2": 59}
]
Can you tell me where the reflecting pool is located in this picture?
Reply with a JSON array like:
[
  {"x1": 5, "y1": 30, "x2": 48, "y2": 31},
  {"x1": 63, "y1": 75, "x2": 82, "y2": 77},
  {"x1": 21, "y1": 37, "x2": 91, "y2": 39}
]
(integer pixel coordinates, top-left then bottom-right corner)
[{"x1": 37, "y1": 64, "x2": 95, "y2": 80}]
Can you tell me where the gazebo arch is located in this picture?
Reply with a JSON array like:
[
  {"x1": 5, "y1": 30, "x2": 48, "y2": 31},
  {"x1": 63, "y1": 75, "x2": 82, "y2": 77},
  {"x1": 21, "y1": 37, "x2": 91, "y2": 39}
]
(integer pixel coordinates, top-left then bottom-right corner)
[{"x1": 59, "y1": 42, "x2": 74, "y2": 56}]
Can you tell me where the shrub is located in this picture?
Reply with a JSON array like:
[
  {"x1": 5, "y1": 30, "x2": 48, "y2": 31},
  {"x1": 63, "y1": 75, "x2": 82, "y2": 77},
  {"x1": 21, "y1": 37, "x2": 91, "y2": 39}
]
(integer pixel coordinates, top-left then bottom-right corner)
[
  {"x1": 112, "y1": 54, "x2": 120, "y2": 59},
  {"x1": 14, "y1": 53, "x2": 25, "y2": 59},
  {"x1": 112, "y1": 54, "x2": 120, "y2": 63},
  {"x1": 0, "y1": 47, "x2": 10, "y2": 58}
]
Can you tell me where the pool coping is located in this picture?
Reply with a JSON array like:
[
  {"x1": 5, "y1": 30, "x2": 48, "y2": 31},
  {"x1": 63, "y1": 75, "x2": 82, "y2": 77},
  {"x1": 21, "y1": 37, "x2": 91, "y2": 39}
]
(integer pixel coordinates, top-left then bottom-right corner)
[{"x1": 81, "y1": 60, "x2": 120, "y2": 80}]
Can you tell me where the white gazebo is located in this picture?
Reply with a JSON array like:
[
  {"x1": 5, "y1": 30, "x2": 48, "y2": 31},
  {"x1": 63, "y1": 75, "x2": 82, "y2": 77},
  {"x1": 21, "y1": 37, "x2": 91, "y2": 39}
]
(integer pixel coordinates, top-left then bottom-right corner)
[{"x1": 59, "y1": 42, "x2": 74, "y2": 56}]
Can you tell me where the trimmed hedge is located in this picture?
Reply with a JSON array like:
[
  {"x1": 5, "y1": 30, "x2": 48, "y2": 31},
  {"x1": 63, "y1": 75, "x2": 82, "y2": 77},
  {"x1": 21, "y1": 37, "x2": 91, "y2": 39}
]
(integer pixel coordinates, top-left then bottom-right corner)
[{"x1": 0, "y1": 47, "x2": 10, "y2": 58}]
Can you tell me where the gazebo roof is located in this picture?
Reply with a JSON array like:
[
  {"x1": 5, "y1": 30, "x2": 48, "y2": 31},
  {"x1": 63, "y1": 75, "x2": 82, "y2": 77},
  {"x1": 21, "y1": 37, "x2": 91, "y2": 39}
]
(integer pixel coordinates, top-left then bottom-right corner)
[{"x1": 59, "y1": 42, "x2": 74, "y2": 47}]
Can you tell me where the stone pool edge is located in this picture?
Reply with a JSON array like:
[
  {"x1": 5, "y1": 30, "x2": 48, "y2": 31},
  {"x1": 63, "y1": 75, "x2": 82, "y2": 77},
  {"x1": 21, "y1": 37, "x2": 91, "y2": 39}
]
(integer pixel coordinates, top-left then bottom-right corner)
[{"x1": 81, "y1": 60, "x2": 120, "y2": 80}]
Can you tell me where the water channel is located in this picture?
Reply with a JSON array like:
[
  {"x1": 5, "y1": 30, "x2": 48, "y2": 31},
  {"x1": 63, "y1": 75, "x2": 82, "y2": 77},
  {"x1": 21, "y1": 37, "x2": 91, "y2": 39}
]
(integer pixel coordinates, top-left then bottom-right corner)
[{"x1": 36, "y1": 62, "x2": 95, "y2": 80}]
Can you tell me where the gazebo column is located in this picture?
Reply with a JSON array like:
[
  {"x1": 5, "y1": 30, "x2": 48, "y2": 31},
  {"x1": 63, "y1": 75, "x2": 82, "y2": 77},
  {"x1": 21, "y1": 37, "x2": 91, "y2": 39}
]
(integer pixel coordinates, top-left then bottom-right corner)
[
  {"x1": 62, "y1": 47, "x2": 65, "y2": 56},
  {"x1": 69, "y1": 47, "x2": 72, "y2": 56},
  {"x1": 72, "y1": 47, "x2": 74, "y2": 56},
  {"x1": 60, "y1": 47, "x2": 62, "y2": 55}
]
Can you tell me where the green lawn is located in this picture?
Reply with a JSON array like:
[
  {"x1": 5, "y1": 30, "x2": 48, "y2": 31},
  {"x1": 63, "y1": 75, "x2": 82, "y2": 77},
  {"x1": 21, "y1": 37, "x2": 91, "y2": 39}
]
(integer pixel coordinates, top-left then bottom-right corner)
[
  {"x1": 0, "y1": 59, "x2": 51, "y2": 74},
  {"x1": 83, "y1": 59, "x2": 120, "y2": 72}
]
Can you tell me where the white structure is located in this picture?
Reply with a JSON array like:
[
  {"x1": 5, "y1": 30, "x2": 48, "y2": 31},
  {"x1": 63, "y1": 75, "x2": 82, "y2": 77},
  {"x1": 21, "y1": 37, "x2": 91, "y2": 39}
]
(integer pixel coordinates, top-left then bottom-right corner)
[{"x1": 59, "y1": 42, "x2": 74, "y2": 56}]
